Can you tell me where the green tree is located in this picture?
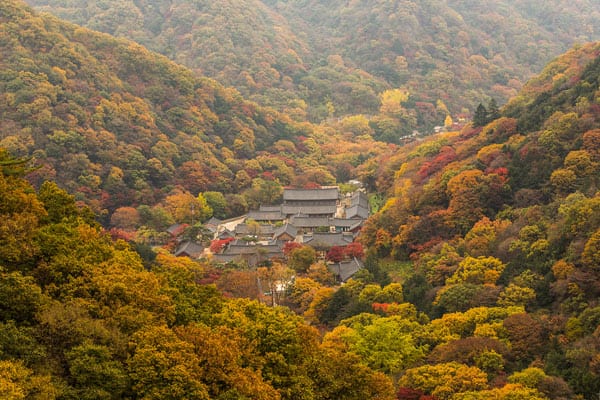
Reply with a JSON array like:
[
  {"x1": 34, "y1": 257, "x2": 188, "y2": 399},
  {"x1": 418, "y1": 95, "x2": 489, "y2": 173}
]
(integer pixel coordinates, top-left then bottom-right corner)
[
  {"x1": 0, "y1": 321, "x2": 47, "y2": 367},
  {"x1": 65, "y1": 343, "x2": 129, "y2": 400},
  {"x1": 487, "y1": 98, "x2": 501, "y2": 121},
  {"x1": 37, "y1": 181, "x2": 81, "y2": 224},
  {"x1": 214, "y1": 299, "x2": 321, "y2": 400},
  {"x1": 0, "y1": 149, "x2": 35, "y2": 177},
  {"x1": 224, "y1": 194, "x2": 248, "y2": 217},
  {"x1": 137, "y1": 205, "x2": 174, "y2": 232},
  {"x1": 328, "y1": 314, "x2": 425, "y2": 376},
  {"x1": 153, "y1": 253, "x2": 223, "y2": 326},
  {"x1": 288, "y1": 246, "x2": 316, "y2": 273},
  {"x1": 473, "y1": 103, "x2": 488, "y2": 127},
  {"x1": 0, "y1": 269, "x2": 48, "y2": 324},
  {"x1": 0, "y1": 167, "x2": 47, "y2": 267},
  {"x1": 244, "y1": 178, "x2": 283, "y2": 208},
  {"x1": 203, "y1": 191, "x2": 227, "y2": 219},
  {"x1": 434, "y1": 283, "x2": 489, "y2": 313}
]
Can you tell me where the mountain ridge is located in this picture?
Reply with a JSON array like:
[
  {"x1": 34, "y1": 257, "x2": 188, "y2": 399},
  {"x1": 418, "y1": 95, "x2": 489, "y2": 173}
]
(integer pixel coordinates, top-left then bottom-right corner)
[{"x1": 27, "y1": 0, "x2": 600, "y2": 124}]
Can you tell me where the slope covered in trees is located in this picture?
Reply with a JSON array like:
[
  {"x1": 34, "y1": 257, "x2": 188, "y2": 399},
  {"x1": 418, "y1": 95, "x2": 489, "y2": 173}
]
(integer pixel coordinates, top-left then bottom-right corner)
[
  {"x1": 26, "y1": 0, "x2": 600, "y2": 125},
  {"x1": 3, "y1": 146, "x2": 586, "y2": 398},
  {"x1": 1, "y1": 0, "x2": 396, "y2": 243},
  {"x1": 0, "y1": 0, "x2": 333, "y2": 225},
  {"x1": 349, "y1": 42, "x2": 600, "y2": 398},
  {"x1": 3, "y1": 0, "x2": 600, "y2": 397},
  {"x1": 0, "y1": 151, "x2": 395, "y2": 399},
  {"x1": 266, "y1": 0, "x2": 599, "y2": 113}
]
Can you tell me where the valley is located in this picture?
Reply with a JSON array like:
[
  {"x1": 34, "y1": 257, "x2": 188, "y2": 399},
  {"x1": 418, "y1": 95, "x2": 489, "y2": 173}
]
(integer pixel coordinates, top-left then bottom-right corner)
[{"x1": 1, "y1": 1, "x2": 600, "y2": 399}]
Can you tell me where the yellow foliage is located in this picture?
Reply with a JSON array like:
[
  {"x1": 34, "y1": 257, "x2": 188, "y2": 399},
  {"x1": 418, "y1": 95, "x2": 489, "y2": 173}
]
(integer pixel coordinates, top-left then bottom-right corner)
[
  {"x1": 447, "y1": 256, "x2": 506, "y2": 285},
  {"x1": 473, "y1": 322, "x2": 504, "y2": 339},
  {"x1": 445, "y1": 114, "x2": 453, "y2": 128},
  {"x1": 397, "y1": 362, "x2": 488, "y2": 399},
  {"x1": 0, "y1": 360, "x2": 58, "y2": 400},
  {"x1": 453, "y1": 383, "x2": 546, "y2": 399},
  {"x1": 340, "y1": 114, "x2": 372, "y2": 136},
  {"x1": 304, "y1": 286, "x2": 335, "y2": 324},
  {"x1": 426, "y1": 306, "x2": 524, "y2": 345},
  {"x1": 476, "y1": 143, "x2": 503, "y2": 166},
  {"x1": 380, "y1": 88, "x2": 410, "y2": 115},
  {"x1": 582, "y1": 228, "x2": 600, "y2": 268},
  {"x1": 497, "y1": 284, "x2": 536, "y2": 307},
  {"x1": 380, "y1": 197, "x2": 398, "y2": 213}
]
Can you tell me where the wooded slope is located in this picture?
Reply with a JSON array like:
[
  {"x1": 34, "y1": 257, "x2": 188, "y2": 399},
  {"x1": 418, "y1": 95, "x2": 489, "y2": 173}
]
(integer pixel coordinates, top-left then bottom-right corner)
[
  {"x1": 354, "y1": 41, "x2": 600, "y2": 398},
  {"x1": 0, "y1": 0, "x2": 316, "y2": 221},
  {"x1": 27, "y1": 0, "x2": 600, "y2": 124}
]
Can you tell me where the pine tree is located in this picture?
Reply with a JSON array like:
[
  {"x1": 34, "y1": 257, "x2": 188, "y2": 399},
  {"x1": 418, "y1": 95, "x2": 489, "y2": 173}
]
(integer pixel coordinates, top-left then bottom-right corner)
[
  {"x1": 487, "y1": 98, "x2": 501, "y2": 121},
  {"x1": 0, "y1": 149, "x2": 34, "y2": 177},
  {"x1": 473, "y1": 103, "x2": 488, "y2": 127}
]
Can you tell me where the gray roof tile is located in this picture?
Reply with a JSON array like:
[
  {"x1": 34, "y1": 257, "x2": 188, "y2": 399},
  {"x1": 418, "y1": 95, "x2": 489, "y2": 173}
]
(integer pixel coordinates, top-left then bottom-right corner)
[{"x1": 283, "y1": 187, "x2": 339, "y2": 201}]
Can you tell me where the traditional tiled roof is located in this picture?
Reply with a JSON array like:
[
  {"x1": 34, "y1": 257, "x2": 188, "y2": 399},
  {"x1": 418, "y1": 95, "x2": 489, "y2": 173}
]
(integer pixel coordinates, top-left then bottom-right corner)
[
  {"x1": 349, "y1": 220, "x2": 364, "y2": 232},
  {"x1": 234, "y1": 223, "x2": 276, "y2": 236},
  {"x1": 330, "y1": 218, "x2": 361, "y2": 228},
  {"x1": 282, "y1": 204, "x2": 337, "y2": 216},
  {"x1": 212, "y1": 240, "x2": 284, "y2": 266},
  {"x1": 224, "y1": 241, "x2": 283, "y2": 255},
  {"x1": 242, "y1": 187, "x2": 367, "y2": 230},
  {"x1": 283, "y1": 187, "x2": 339, "y2": 201},
  {"x1": 273, "y1": 223, "x2": 298, "y2": 239},
  {"x1": 259, "y1": 205, "x2": 283, "y2": 212},
  {"x1": 174, "y1": 241, "x2": 204, "y2": 258},
  {"x1": 328, "y1": 258, "x2": 364, "y2": 282},
  {"x1": 205, "y1": 217, "x2": 222, "y2": 226},
  {"x1": 247, "y1": 205, "x2": 285, "y2": 221},
  {"x1": 166, "y1": 223, "x2": 188, "y2": 236},
  {"x1": 350, "y1": 191, "x2": 369, "y2": 208},
  {"x1": 289, "y1": 216, "x2": 364, "y2": 229},
  {"x1": 301, "y1": 232, "x2": 354, "y2": 248},
  {"x1": 217, "y1": 228, "x2": 235, "y2": 239},
  {"x1": 345, "y1": 204, "x2": 370, "y2": 219},
  {"x1": 288, "y1": 215, "x2": 330, "y2": 228}
]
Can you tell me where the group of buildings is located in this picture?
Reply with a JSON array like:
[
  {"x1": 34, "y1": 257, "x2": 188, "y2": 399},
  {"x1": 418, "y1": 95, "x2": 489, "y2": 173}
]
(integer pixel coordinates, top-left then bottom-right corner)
[{"x1": 173, "y1": 186, "x2": 370, "y2": 282}]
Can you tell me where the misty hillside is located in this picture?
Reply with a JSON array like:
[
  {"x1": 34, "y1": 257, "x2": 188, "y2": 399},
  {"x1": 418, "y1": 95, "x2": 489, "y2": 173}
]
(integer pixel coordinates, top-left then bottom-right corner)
[
  {"x1": 0, "y1": 0, "x2": 316, "y2": 220},
  {"x1": 2, "y1": 0, "x2": 600, "y2": 398},
  {"x1": 26, "y1": 0, "x2": 600, "y2": 125}
]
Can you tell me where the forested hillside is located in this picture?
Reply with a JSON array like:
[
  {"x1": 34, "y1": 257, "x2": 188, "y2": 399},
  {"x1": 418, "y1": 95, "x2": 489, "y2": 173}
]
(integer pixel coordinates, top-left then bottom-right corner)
[
  {"x1": 2, "y1": 0, "x2": 600, "y2": 398},
  {"x1": 3, "y1": 39, "x2": 600, "y2": 395},
  {"x1": 1, "y1": 1, "x2": 375, "y2": 226},
  {"x1": 351, "y1": 41, "x2": 600, "y2": 398},
  {"x1": 26, "y1": 0, "x2": 600, "y2": 125},
  {"x1": 0, "y1": 154, "x2": 395, "y2": 399}
]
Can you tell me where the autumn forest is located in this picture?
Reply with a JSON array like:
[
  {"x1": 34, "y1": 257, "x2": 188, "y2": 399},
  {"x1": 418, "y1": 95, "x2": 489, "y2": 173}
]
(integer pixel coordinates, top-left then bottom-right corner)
[{"x1": 1, "y1": 0, "x2": 600, "y2": 399}]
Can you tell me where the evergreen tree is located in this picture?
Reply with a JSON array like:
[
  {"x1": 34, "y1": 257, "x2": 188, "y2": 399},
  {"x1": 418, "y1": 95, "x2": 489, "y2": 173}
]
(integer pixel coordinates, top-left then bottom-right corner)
[
  {"x1": 473, "y1": 103, "x2": 488, "y2": 127},
  {"x1": 487, "y1": 98, "x2": 501, "y2": 121},
  {"x1": 0, "y1": 149, "x2": 35, "y2": 177}
]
